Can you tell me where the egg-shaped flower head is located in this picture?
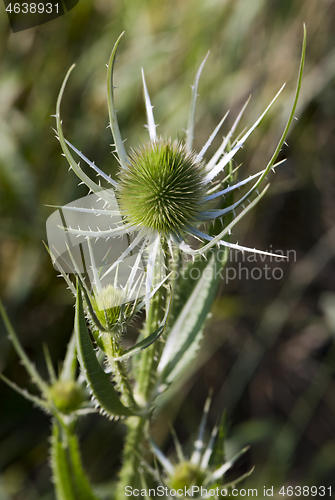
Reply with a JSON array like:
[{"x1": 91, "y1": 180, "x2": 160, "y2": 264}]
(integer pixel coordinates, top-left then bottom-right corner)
[{"x1": 55, "y1": 32, "x2": 304, "y2": 312}]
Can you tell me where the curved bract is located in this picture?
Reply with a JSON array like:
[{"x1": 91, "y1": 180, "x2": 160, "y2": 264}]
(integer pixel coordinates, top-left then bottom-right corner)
[{"x1": 55, "y1": 28, "x2": 306, "y2": 317}]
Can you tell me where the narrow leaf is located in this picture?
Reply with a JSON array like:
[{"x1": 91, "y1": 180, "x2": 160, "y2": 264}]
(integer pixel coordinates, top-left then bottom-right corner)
[{"x1": 158, "y1": 248, "x2": 228, "y2": 388}]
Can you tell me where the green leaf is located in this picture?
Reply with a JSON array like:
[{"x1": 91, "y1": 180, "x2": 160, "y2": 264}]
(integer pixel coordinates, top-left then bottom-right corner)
[
  {"x1": 75, "y1": 282, "x2": 134, "y2": 417},
  {"x1": 169, "y1": 252, "x2": 213, "y2": 323},
  {"x1": 157, "y1": 248, "x2": 228, "y2": 388},
  {"x1": 112, "y1": 288, "x2": 171, "y2": 361}
]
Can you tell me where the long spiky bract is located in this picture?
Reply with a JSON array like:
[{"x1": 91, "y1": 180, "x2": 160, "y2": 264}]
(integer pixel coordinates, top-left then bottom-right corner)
[
  {"x1": 53, "y1": 28, "x2": 306, "y2": 311},
  {"x1": 148, "y1": 396, "x2": 251, "y2": 493},
  {"x1": 106, "y1": 31, "x2": 129, "y2": 169},
  {"x1": 186, "y1": 51, "x2": 210, "y2": 153},
  {"x1": 141, "y1": 68, "x2": 157, "y2": 141}
]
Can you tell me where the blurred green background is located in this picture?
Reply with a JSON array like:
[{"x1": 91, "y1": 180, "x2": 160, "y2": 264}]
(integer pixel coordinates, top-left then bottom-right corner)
[{"x1": 1, "y1": 0, "x2": 335, "y2": 498}]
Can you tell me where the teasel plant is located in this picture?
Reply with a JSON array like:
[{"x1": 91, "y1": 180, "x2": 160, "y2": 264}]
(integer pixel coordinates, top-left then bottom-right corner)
[
  {"x1": 0, "y1": 300, "x2": 100, "y2": 500},
  {"x1": 0, "y1": 27, "x2": 305, "y2": 500}
]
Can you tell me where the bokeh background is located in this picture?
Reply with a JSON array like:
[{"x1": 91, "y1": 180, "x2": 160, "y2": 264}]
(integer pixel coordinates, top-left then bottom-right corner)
[{"x1": 1, "y1": 0, "x2": 335, "y2": 498}]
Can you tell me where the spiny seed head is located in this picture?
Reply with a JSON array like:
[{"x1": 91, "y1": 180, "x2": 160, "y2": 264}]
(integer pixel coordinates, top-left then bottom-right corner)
[{"x1": 117, "y1": 139, "x2": 207, "y2": 234}]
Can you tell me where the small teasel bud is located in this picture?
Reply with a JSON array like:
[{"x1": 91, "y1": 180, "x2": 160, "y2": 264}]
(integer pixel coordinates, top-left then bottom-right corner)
[
  {"x1": 49, "y1": 380, "x2": 85, "y2": 414},
  {"x1": 89, "y1": 284, "x2": 135, "y2": 332},
  {"x1": 167, "y1": 461, "x2": 206, "y2": 490}
]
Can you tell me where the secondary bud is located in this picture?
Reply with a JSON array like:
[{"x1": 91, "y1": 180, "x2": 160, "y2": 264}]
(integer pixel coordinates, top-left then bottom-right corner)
[
  {"x1": 50, "y1": 380, "x2": 84, "y2": 414},
  {"x1": 167, "y1": 461, "x2": 206, "y2": 490}
]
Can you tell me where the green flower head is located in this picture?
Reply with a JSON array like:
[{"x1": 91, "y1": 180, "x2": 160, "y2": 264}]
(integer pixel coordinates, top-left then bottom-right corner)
[{"x1": 117, "y1": 139, "x2": 206, "y2": 235}]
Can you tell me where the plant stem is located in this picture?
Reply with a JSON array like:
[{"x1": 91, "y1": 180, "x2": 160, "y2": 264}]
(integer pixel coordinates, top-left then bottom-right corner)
[
  {"x1": 135, "y1": 284, "x2": 167, "y2": 404},
  {"x1": 116, "y1": 242, "x2": 169, "y2": 497},
  {"x1": 115, "y1": 416, "x2": 146, "y2": 498},
  {"x1": 98, "y1": 330, "x2": 138, "y2": 409},
  {"x1": 51, "y1": 417, "x2": 98, "y2": 500}
]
